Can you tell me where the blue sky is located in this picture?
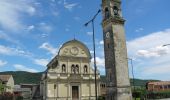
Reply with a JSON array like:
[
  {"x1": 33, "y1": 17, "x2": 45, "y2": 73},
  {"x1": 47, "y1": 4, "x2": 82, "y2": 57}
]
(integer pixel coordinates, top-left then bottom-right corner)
[{"x1": 0, "y1": 0, "x2": 170, "y2": 81}]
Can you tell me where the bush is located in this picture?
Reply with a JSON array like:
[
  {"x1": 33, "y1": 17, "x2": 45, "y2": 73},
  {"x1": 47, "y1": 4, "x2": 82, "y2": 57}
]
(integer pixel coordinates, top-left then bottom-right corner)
[
  {"x1": 146, "y1": 91, "x2": 170, "y2": 99},
  {"x1": 16, "y1": 95, "x2": 23, "y2": 100},
  {"x1": 98, "y1": 96, "x2": 105, "y2": 100}
]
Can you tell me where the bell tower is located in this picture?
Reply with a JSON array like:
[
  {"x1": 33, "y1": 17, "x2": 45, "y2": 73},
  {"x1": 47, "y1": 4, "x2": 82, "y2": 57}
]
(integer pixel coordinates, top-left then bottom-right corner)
[{"x1": 102, "y1": 0, "x2": 132, "y2": 100}]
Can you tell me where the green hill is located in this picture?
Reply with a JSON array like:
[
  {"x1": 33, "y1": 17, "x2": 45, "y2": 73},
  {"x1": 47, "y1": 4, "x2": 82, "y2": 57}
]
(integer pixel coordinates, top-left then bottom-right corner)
[
  {"x1": 100, "y1": 75, "x2": 159, "y2": 87},
  {"x1": 130, "y1": 78, "x2": 159, "y2": 87},
  {"x1": 0, "y1": 71, "x2": 43, "y2": 84},
  {"x1": 0, "y1": 71, "x2": 159, "y2": 86}
]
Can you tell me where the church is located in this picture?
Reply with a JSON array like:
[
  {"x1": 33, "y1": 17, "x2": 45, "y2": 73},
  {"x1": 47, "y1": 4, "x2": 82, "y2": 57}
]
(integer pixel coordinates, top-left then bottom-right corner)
[
  {"x1": 41, "y1": 39, "x2": 100, "y2": 100},
  {"x1": 41, "y1": 0, "x2": 132, "y2": 99}
]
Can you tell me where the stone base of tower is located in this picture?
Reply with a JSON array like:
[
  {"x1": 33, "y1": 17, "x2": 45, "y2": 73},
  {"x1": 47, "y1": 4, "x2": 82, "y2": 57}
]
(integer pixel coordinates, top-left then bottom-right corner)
[
  {"x1": 106, "y1": 86, "x2": 132, "y2": 100},
  {"x1": 117, "y1": 87, "x2": 132, "y2": 100}
]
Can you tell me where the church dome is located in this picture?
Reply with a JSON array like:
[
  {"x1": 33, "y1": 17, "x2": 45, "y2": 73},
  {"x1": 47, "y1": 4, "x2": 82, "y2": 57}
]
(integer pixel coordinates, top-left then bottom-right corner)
[{"x1": 58, "y1": 39, "x2": 91, "y2": 59}]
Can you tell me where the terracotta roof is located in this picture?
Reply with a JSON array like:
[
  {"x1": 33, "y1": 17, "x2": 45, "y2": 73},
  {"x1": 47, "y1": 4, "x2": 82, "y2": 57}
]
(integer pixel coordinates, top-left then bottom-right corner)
[
  {"x1": 0, "y1": 75, "x2": 12, "y2": 82},
  {"x1": 148, "y1": 81, "x2": 170, "y2": 85}
]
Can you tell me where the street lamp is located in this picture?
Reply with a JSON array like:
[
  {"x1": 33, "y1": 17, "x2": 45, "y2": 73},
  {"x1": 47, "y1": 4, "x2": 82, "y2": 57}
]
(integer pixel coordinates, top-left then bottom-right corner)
[
  {"x1": 84, "y1": 9, "x2": 101, "y2": 100},
  {"x1": 128, "y1": 58, "x2": 136, "y2": 100},
  {"x1": 163, "y1": 44, "x2": 170, "y2": 47}
]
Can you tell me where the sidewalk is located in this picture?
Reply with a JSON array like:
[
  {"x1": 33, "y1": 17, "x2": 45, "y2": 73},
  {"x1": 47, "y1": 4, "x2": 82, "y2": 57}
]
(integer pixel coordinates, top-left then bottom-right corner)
[{"x1": 148, "y1": 98, "x2": 170, "y2": 100}]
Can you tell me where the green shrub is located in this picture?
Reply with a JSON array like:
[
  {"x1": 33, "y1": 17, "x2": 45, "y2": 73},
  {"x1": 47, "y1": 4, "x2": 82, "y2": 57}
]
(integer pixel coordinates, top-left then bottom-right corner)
[
  {"x1": 98, "y1": 96, "x2": 105, "y2": 100},
  {"x1": 16, "y1": 96, "x2": 23, "y2": 100}
]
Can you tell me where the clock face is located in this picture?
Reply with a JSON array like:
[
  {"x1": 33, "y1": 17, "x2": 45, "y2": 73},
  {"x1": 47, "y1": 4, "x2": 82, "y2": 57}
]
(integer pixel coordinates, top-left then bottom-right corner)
[
  {"x1": 70, "y1": 47, "x2": 79, "y2": 55},
  {"x1": 106, "y1": 32, "x2": 110, "y2": 38}
]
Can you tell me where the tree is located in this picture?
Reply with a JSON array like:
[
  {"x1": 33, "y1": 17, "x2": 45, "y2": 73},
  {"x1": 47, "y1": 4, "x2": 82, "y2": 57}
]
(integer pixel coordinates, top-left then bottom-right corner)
[
  {"x1": 0, "y1": 82, "x2": 5, "y2": 94},
  {"x1": 0, "y1": 82, "x2": 10, "y2": 94}
]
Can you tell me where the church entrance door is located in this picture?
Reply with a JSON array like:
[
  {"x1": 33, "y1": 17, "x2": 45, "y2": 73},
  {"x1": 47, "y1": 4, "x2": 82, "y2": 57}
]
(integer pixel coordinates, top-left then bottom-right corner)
[{"x1": 72, "y1": 86, "x2": 79, "y2": 100}]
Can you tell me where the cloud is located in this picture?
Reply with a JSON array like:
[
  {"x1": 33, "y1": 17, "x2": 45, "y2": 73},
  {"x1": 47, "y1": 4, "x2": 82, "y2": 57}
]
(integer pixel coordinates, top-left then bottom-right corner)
[
  {"x1": 135, "y1": 8, "x2": 144, "y2": 14},
  {"x1": 135, "y1": 28, "x2": 144, "y2": 32},
  {"x1": 127, "y1": 28, "x2": 170, "y2": 80},
  {"x1": 54, "y1": 0, "x2": 78, "y2": 11},
  {"x1": 14, "y1": 64, "x2": 38, "y2": 73},
  {"x1": 26, "y1": 6, "x2": 36, "y2": 16},
  {"x1": 0, "y1": 31, "x2": 19, "y2": 44},
  {"x1": 27, "y1": 25, "x2": 35, "y2": 31},
  {"x1": 51, "y1": 0, "x2": 56, "y2": 2},
  {"x1": 39, "y1": 42, "x2": 58, "y2": 56},
  {"x1": 74, "y1": 17, "x2": 81, "y2": 21},
  {"x1": 34, "y1": 59, "x2": 49, "y2": 67},
  {"x1": 90, "y1": 50, "x2": 94, "y2": 54},
  {"x1": 0, "y1": 45, "x2": 33, "y2": 57},
  {"x1": 57, "y1": 0, "x2": 62, "y2": 4},
  {"x1": 64, "y1": 0, "x2": 78, "y2": 11},
  {"x1": 52, "y1": 11, "x2": 59, "y2": 16},
  {"x1": 91, "y1": 56, "x2": 105, "y2": 75},
  {"x1": 41, "y1": 33, "x2": 49, "y2": 38},
  {"x1": 87, "y1": 28, "x2": 170, "y2": 78},
  {"x1": 65, "y1": 28, "x2": 70, "y2": 32},
  {"x1": 38, "y1": 22, "x2": 53, "y2": 33},
  {"x1": 91, "y1": 57, "x2": 105, "y2": 68},
  {"x1": 0, "y1": 0, "x2": 36, "y2": 31},
  {"x1": 99, "y1": 40, "x2": 104, "y2": 45},
  {"x1": 87, "y1": 32, "x2": 93, "y2": 36},
  {"x1": 137, "y1": 46, "x2": 169, "y2": 58},
  {"x1": 127, "y1": 28, "x2": 170, "y2": 58},
  {"x1": 0, "y1": 60, "x2": 7, "y2": 67},
  {"x1": 144, "y1": 65, "x2": 170, "y2": 75},
  {"x1": 0, "y1": 45, "x2": 15, "y2": 55}
]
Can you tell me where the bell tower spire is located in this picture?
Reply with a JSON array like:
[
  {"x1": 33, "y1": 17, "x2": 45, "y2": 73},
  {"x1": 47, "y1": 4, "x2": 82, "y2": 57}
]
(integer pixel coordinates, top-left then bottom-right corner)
[
  {"x1": 102, "y1": 0, "x2": 132, "y2": 100},
  {"x1": 102, "y1": 0, "x2": 122, "y2": 19}
]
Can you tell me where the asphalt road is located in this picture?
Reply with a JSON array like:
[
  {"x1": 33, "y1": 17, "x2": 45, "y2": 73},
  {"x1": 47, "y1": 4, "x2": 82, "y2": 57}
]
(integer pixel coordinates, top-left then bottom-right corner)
[{"x1": 149, "y1": 98, "x2": 170, "y2": 100}]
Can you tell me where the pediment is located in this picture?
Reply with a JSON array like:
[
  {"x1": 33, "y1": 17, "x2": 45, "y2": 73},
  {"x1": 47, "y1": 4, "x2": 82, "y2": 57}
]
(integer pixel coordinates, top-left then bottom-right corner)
[{"x1": 58, "y1": 40, "x2": 91, "y2": 58}]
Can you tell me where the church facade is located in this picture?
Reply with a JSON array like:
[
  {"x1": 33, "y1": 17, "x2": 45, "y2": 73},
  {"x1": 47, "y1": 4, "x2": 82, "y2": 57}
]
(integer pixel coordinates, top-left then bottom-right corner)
[{"x1": 41, "y1": 40, "x2": 100, "y2": 100}]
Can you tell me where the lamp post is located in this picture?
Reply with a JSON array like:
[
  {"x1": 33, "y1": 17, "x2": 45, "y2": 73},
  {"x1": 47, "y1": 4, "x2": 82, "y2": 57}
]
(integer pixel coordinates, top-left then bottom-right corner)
[
  {"x1": 163, "y1": 44, "x2": 170, "y2": 47},
  {"x1": 128, "y1": 58, "x2": 136, "y2": 100},
  {"x1": 84, "y1": 9, "x2": 101, "y2": 100}
]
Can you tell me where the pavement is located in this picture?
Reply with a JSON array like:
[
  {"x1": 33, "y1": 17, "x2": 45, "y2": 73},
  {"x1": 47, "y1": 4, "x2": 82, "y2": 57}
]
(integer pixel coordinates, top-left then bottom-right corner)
[{"x1": 148, "y1": 98, "x2": 170, "y2": 100}]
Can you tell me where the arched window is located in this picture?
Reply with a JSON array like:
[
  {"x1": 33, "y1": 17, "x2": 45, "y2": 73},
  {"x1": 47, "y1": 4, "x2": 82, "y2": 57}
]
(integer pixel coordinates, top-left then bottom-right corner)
[
  {"x1": 84, "y1": 65, "x2": 88, "y2": 73},
  {"x1": 75, "y1": 65, "x2": 79, "y2": 74},
  {"x1": 105, "y1": 7, "x2": 109, "y2": 19},
  {"x1": 62, "y1": 64, "x2": 66, "y2": 73},
  {"x1": 71, "y1": 64, "x2": 75, "y2": 73},
  {"x1": 100, "y1": 84, "x2": 102, "y2": 88},
  {"x1": 54, "y1": 84, "x2": 56, "y2": 89},
  {"x1": 113, "y1": 6, "x2": 119, "y2": 16}
]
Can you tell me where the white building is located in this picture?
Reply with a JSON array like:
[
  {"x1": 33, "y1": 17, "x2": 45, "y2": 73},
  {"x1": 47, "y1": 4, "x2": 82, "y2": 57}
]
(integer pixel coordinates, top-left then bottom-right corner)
[{"x1": 0, "y1": 75, "x2": 14, "y2": 93}]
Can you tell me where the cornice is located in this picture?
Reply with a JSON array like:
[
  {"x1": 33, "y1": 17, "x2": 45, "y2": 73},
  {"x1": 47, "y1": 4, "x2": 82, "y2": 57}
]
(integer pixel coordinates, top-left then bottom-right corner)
[{"x1": 102, "y1": 17, "x2": 125, "y2": 28}]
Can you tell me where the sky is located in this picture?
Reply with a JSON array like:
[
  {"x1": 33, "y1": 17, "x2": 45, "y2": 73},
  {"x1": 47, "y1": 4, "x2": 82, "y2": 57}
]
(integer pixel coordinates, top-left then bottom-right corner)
[{"x1": 0, "y1": 0, "x2": 170, "y2": 81}]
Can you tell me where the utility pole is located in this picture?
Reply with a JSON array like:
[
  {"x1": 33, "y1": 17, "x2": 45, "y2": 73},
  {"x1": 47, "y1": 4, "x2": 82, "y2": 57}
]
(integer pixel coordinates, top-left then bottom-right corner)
[{"x1": 84, "y1": 9, "x2": 101, "y2": 100}]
